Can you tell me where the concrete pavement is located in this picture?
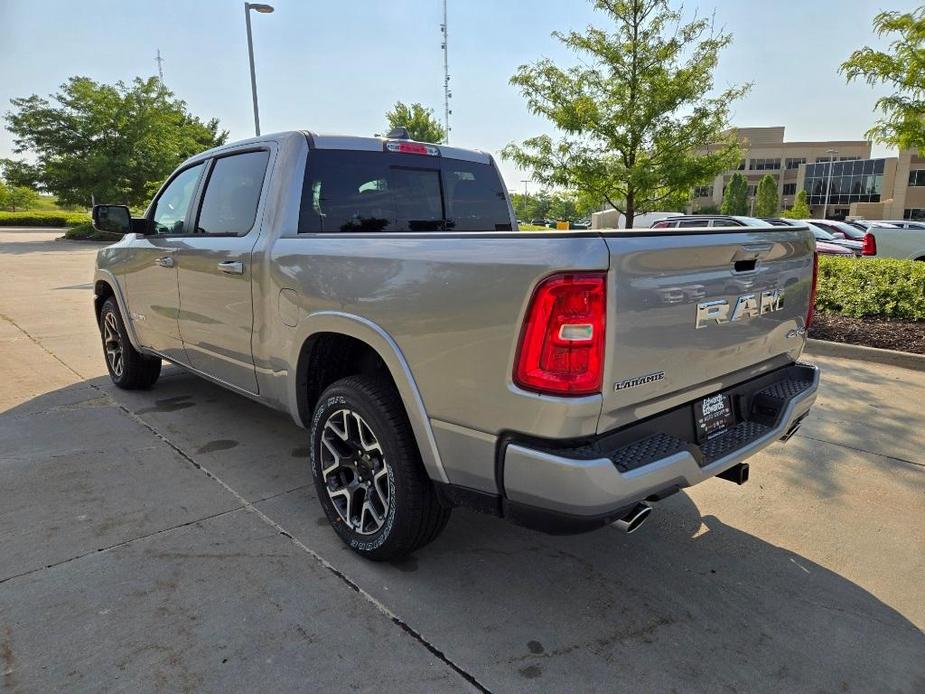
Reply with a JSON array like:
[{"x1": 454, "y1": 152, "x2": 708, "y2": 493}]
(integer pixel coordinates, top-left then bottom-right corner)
[{"x1": 1, "y1": 228, "x2": 923, "y2": 693}]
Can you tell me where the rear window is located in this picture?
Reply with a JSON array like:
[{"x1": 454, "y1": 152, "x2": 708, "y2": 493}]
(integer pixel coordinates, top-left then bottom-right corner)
[{"x1": 298, "y1": 149, "x2": 512, "y2": 233}]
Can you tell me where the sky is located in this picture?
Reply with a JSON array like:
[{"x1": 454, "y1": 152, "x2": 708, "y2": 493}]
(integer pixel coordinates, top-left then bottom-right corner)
[{"x1": 0, "y1": 0, "x2": 920, "y2": 190}]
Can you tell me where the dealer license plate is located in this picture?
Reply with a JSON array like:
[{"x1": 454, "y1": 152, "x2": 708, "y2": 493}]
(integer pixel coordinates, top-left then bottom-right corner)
[{"x1": 694, "y1": 393, "x2": 735, "y2": 443}]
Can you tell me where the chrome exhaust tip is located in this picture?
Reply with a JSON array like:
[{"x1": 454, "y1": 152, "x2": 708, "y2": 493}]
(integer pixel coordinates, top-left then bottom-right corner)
[{"x1": 612, "y1": 502, "x2": 652, "y2": 534}]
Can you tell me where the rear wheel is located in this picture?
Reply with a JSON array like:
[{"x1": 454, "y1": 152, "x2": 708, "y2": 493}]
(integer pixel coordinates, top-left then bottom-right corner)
[
  {"x1": 99, "y1": 297, "x2": 161, "y2": 389},
  {"x1": 309, "y1": 375, "x2": 450, "y2": 560}
]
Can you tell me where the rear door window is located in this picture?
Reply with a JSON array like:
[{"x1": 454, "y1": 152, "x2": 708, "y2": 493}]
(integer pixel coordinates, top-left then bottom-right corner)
[
  {"x1": 299, "y1": 149, "x2": 512, "y2": 233},
  {"x1": 196, "y1": 150, "x2": 270, "y2": 236}
]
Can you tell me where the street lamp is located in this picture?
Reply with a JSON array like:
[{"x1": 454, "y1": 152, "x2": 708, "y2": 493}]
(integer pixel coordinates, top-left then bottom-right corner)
[
  {"x1": 520, "y1": 180, "x2": 531, "y2": 220},
  {"x1": 822, "y1": 148, "x2": 838, "y2": 220},
  {"x1": 244, "y1": 3, "x2": 274, "y2": 136}
]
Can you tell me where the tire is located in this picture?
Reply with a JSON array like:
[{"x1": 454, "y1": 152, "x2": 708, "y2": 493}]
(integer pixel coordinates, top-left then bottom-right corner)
[
  {"x1": 309, "y1": 375, "x2": 450, "y2": 561},
  {"x1": 99, "y1": 297, "x2": 162, "y2": 389}
]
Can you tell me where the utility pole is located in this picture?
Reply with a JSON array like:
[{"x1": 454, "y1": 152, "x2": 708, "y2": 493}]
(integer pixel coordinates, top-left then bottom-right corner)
[
  {"x1": 440, "y1": 0, "x2": 451, "y2": 143},
  {"x1": 520, "y1": 180, "x2": 530, "y2": 219},
  {"x1": 155, "y1": 49, "x2": 165, "y2": 85}
]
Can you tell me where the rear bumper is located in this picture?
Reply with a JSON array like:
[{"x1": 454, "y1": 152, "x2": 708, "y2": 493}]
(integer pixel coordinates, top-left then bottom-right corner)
[{"x1": 501, "y1": 362, "x2": 818, "y2": 531}]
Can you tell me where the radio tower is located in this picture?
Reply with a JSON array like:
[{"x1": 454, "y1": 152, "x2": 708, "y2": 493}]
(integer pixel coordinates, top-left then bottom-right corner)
[
  {"x1": 440, "y1": 0, "x2": 451, "y2": 143},
  {"x1": 155, "y1": 49, "x2": 165, "y2": 85}
]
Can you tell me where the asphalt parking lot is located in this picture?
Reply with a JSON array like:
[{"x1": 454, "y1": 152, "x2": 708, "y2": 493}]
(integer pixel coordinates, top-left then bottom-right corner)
[{"x1": 1, "y1": 227, "x2": 923, "y2": 693}]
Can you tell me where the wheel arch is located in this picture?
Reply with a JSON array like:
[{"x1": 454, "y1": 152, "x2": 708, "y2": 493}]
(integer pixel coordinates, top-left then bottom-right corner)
[
  {"x1": 289, "y1": 312, "x2": 448, "y2": 484},
  {"x1": 93, "y1": 269, "x2": 143, "y2": 351}
]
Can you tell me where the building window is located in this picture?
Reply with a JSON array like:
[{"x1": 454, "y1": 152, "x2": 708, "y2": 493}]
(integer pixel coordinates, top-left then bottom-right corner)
[
  {"x1": 905, "y1": 208, "x2": 925, "y2": 220},
  {"x1": 909, "y1": 170, "x2": 925, "y2": 186},
  {"x1": 749, "y1": 158, "x2": 781, "y2": 170},
  {"x1": 802, "y1": 158, "x2": 886, "y2": 206},
  {"x1": 737, "y1": 160, "x2": 746, "y2": 170},
  {"x1": 815, "y1": 156, "x2": 831, "y2": 163},
  {"x1": 839, "y1": 156, "x2": 860, "y2": 161},
  {"x1": 693, "y1": 185, "x2": 712, "y2": 198},
  {"x1": 782, "y1": 183, "x2": 796, "y2": 195},
  {"x1": 785, "y1": 158, "x2": 805, "y2": 170},
  {"x1": 746, "y1": 185, "x2": 757, "y2": 197}
]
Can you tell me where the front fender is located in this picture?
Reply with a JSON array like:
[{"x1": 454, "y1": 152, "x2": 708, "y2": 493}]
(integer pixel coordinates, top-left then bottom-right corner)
[
  {"x1": 288, "y1": 311, "x2": 449, "y2": 484},
  {"x1": 94, "y1": 268, "x2": 144, "y2": 353}
]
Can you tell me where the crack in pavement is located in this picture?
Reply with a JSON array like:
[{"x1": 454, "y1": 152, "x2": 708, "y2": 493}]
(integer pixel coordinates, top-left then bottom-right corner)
[
  {"x1": 0, "y1": 483, "x2": 311, "y2": 585},
  {"x1": 0, "y1": 312, "x2": 492, "y2": 693},
  {"x1": 794, "y1": 432, "x2": 925, "y2": 470}
]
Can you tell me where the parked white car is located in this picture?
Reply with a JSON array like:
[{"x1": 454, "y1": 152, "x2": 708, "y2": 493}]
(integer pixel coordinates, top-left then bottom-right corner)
[{"x1": 862, "y1": 226, "x2": 925, "y2": 260}]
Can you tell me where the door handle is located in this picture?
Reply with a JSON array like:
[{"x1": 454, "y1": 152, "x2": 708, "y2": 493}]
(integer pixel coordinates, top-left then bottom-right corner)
[
  {"x1": 732, "y1": 243, "x2": 773, "y2": 262},
  {"x1": 218, "y1": 260, "x2": 245, "y2": 275},
  {"x1": 154, "y1": 256, "x2": 175, "y2": 268}
]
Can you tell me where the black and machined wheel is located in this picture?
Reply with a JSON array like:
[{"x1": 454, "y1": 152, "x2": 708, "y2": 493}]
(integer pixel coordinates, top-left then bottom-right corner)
[
  {"x1": 99, "y1": 297, "x2": 162, "y2": 389},
  {"x1": 310, "y1": 375, "x2": 451, "y2": 560}
]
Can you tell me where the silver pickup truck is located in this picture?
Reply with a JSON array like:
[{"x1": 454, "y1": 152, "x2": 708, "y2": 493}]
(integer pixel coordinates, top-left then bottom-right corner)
[{"x1": 91, "y1": 131, "x2": 820, "y2": 560}]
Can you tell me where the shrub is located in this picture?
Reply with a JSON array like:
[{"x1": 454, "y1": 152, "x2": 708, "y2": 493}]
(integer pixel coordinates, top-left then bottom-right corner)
[
  {"x1": 0, "y1": 210, "x2": 89, "y2": 227},
  {"x1": 816, "y1": 256, "x2": 925, "y2": 320}
]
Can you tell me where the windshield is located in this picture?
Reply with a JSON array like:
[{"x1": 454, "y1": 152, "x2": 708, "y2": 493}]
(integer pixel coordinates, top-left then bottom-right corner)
[
  {"x1": 805, "y1": 223, "x2": 836, "y2": 241},
  {"x1": 298, "y1": 149, "x2": 513, "y2": 233},
  {"x1": 828, "y1": 221, "x2": 865, "y2": 239}
]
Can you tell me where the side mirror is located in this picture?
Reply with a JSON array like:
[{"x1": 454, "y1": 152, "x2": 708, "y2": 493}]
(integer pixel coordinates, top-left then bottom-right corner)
[
  {"x1": 831, "y1": 231, "x2": 846, "y2": 239},
  {"x1": 92, "y1": 205, "x2": 132, "y2": 235}
]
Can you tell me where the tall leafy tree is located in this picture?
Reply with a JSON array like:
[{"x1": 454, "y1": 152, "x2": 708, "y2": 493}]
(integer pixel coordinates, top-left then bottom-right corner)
[
  {"x1": 841, "y1": 8, "x2": 925, "y2": 151},
  {"x1": 781, "y1": 190, "x2": 811, "y2": 219},
  {"x1": 502, "y1": 0, "x2": 748, "y2": 228},
  {"x1": 385, "y1": 102, "x2": 447, "y2": 143},
  {"x1": 721, "y1": 172, "x2": 748, "y2": 215},
  {"x1": 5, "y1": 76, "x2": 227, "y2": 207},
  {"x1": 754, "y1": 174, "x2": 778, "y2": 217}
]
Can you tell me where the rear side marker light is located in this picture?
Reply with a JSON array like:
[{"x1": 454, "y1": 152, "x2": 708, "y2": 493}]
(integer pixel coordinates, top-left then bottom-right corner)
[
  {"x1": 514, "y1": 272, "x2": 607, "y2": 396},
  {"x1": 385, "y1": 141, "x2": 439, "y2": 156}
]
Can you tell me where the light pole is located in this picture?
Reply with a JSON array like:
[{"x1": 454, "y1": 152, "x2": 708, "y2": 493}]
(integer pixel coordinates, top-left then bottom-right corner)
[
  {"x1": 244, "y1": 3, "x2": 274, "y2": 136},
  {"x1": 821, "y1": 148, "x2": 838, "y2": 220},
  {"x1": 520, "y1": 180, "x2": 530, "y2": 220}
]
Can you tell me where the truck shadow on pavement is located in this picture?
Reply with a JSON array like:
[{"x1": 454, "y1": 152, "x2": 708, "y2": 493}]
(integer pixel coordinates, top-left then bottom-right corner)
[{"x1": 2, "y1": 369, "x2": 923, "y2": 693}]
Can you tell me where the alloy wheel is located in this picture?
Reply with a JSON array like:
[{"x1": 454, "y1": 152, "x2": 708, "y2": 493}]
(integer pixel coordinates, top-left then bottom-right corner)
[
  {"x1": 319, "y1": 408, "x2": 391, "y2": 535},
  {"x1": 102, "y1": 311, "x2": 124, "y2": 378}
]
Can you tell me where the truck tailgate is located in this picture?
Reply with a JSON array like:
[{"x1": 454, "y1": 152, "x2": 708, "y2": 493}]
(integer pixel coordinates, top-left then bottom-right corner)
[{"x1": 598, "y1": 227, "x2": 814, "y2": 432}]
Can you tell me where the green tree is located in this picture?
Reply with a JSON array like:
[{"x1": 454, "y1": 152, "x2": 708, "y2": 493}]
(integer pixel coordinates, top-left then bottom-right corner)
[
  {"x1": 385, "y1": 102, "x2": 447, "y2": 143},
  {"x1": 754, "y1": 174, "x2": 779, "y2": 217},
  {"x1": 4, "y1": 186, "x2": 40, "y2": 211},
  {"x1": 840, "y1": 8, "x2": 925, "y2": 151},
  {"x1": 781, "y1": 190, "x2": 811, "y2": 219},
  {"x1": 502, "y1": 0, "x2": 748, "y2": 228},
  {"x1": 4, "y1": 76, "x2": 227, "y2": 208},
  {"x1": 0, "y1": 158, "x2": 41, "y2": 189},
  {"x1": 721, "y1": 172, "x2": 748, "y2": 215}
]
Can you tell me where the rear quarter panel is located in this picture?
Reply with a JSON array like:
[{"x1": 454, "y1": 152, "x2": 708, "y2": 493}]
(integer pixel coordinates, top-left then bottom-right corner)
[{"x1": 269, "y1": 233, "x2": 611, "y2": 439}]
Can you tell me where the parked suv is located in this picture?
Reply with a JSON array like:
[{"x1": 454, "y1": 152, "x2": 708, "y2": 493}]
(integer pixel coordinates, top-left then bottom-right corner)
[{"x1": 91, "y1": 131, "x2": 819, "y2": 559}]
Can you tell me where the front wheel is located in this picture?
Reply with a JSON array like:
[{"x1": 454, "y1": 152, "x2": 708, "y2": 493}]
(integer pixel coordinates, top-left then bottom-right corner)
[
  {"x1": 309, "y1": 375, "x2": 450, "y2": 560},
  {"x1": 99, "y1": 297, "x2": 161, "y2": 389}
]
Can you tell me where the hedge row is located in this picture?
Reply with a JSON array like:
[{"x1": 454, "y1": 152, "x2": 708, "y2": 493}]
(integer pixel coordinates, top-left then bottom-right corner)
[
  {"x1": 816, "y1": 256, "x2": 925, "y2": 321},
  {"x1": 0, "y1": 210, "x2": 89, "y2": 227}
]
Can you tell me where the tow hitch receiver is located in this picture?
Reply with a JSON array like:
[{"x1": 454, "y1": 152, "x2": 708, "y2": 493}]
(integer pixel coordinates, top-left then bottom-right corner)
[{"x1": 717, "y1": 462, "x2": 749, "y2": 485}]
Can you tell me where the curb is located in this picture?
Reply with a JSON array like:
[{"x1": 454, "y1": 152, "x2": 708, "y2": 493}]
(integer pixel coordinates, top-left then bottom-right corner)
[{"x1": 805, "y1": 338, "x2": 925, "y2": 372}]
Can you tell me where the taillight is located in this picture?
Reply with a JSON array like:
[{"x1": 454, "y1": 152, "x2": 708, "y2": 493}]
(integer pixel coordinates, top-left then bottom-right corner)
[
  {"x1": 862, "y1": 233, "x2": 877, "y2": 256},
  {"x1": 806, "y1": 251, "x2": 819, "y2": 330},
  {"x1": 514, "y1": 272, "x2": 606, "y2": 396}
]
